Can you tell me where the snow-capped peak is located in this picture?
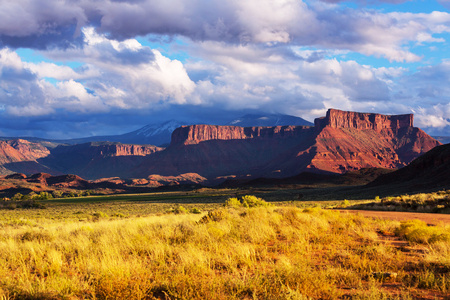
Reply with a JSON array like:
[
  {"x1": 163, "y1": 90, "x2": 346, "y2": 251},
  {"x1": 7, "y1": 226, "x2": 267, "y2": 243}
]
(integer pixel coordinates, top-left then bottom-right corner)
[{"x1": 136, "y1": 120, "x2": 184, "y2": 137}]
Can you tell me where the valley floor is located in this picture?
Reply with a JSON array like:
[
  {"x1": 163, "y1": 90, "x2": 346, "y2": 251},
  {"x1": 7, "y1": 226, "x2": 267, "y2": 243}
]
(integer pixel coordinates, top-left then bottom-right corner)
[{"x1": 0, "y1": 193, "x2": 449, "y2": 299}]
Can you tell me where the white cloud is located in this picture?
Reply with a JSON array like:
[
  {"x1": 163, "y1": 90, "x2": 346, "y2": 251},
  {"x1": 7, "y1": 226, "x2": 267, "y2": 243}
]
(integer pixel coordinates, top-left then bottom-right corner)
[{"x1": 415, "y1": 104, "x2": 450, "y2": 128}]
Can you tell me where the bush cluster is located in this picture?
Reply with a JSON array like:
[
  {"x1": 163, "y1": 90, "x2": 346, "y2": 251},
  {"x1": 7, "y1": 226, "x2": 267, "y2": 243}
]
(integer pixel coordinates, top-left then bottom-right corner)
[{"x1": 225, "y1": 195, "x2": 271, "y2": 208}]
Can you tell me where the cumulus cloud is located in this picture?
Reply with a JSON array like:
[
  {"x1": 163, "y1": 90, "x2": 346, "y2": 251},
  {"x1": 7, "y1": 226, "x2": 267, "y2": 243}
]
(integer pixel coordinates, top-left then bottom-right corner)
[
  {"x1": 414, "y1": 104, "x2": 450, "y2": 135},
  {"x1": 183, "y1": 41, "x2": 399, "y2": 120},
  {"x1": 0, "y1": 28, "x2": 196, "y2": 118}
]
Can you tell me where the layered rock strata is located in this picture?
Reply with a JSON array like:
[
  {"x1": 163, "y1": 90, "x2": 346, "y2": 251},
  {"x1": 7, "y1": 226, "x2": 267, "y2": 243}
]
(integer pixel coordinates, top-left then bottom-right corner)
[{"x1": 314, "y1": 109, "x2": 413, "y2": 132}]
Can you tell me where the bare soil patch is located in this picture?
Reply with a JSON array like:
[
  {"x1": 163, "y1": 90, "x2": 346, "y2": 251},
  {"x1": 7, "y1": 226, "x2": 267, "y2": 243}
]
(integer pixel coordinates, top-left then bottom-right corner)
[{"x1": 339, "y1": 209, "x2": 450, "y2": 225}]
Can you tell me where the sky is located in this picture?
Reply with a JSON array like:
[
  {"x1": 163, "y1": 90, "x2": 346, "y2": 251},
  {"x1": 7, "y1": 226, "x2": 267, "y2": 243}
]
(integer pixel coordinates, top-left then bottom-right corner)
[{"x1": 0, "y1": 0, "x2": 449, "y2": 139}]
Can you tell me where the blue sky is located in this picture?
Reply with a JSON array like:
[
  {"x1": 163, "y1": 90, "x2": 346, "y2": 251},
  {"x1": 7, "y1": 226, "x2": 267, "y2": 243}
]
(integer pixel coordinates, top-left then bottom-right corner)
[{"x1": 0, "y1": 0, "x2": 449, "y2": 139}]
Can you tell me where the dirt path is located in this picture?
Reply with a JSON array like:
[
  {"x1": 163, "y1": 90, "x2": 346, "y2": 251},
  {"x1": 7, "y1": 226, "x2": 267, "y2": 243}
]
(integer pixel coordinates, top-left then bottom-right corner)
[{"x1": 338, "y1": 209, "x2": 450, "y2": 225}]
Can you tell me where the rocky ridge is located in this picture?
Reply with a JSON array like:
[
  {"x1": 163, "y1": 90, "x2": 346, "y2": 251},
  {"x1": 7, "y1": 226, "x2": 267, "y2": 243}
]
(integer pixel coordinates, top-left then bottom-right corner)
[
  {"x1": 171, "y1": 125, "x2": 312, "y2": 146},
  {"x1": 314, "y1": 109, "x2": 413, "y2": 132}
]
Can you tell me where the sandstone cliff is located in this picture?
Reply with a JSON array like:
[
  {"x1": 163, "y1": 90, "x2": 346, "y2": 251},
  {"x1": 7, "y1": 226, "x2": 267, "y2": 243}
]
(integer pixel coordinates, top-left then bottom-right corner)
[
  {"x1": 0, "y1": 139, "x2": 50, "y2": 166},
  {"x1": 36, "y1": 142, "x2": 164, "y2": 180},
  {"x1": 314, "y1": 109, "x2": 413, "y2": 132},
  {"x1": 50, "y1": 142, "x2": 162, "y2": 158},
  {"x1": 171, "y1": 125, "x2": 312, "y2": 146}
]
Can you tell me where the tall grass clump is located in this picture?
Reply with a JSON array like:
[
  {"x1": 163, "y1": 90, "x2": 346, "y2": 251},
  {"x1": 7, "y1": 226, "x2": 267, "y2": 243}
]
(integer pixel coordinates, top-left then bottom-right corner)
[
  {"x1": 395, "y1": 220, "x2": 450, "y2": 244},
  {"x1": 225, "y1": 195, "x2": 271, "y2": 208}
]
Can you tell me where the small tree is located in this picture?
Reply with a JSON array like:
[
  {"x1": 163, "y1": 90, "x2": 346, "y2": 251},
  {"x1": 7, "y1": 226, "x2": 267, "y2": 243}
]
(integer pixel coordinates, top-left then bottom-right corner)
[{"x1": 12, "y1": 193, "x2": 23, "y2": 201}]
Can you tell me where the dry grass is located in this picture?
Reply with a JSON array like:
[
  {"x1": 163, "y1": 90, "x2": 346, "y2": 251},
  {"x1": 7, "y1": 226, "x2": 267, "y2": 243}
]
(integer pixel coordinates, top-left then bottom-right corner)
[
  {"x1": 350, "y1": 190, "x2": 450, "y2": 213},
  {"x1": 0, "y1": 196, "x2": 449, "y2": 299}
]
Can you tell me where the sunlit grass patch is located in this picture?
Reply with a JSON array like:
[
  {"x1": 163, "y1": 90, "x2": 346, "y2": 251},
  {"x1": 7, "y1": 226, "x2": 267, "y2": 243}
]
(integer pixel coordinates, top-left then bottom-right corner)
[
  {"x1": 0, "y1": 195, "x2": 449, "y2": 299},
  {"x1": 395, "y1": 220, "x2": 450, "y2": 244}
]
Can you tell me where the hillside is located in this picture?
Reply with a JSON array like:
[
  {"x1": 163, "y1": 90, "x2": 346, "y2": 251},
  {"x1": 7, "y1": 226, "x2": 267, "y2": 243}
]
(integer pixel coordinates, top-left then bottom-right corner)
[{"x1": 369, "y1": 143, "x2": 450, "y2": 190}]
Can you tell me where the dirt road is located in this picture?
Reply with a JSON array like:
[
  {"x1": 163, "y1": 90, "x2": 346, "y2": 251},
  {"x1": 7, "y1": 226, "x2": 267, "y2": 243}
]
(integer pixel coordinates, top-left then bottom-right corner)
[{"x1": 338, "y1": 209, "x2": 450, "y2": 225}]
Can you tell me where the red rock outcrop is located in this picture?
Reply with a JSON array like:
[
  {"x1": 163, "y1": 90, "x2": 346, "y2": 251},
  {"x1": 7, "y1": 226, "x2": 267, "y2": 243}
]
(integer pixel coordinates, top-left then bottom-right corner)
[
  {"x1": 0, "y1": 139, "x2": 50, "y2": 165},
  {"x1": 96, "y1": 143, "x2": 162, "y2": 157},
  {"x1": 314, "y1": 109, "x2": 413, "y2": 132},
  {"x1": 54, "y1": 142, "x2": 163, "y2": 157},
  {"x1": 171, "y1": 125, "x2": 310, "y2": 146},
  {"x1": 6, "y1": 139, "x2": 51, "y2": 160},
  {"x1": 0, "y1": 109, "x2": 440, "y2": 182}
]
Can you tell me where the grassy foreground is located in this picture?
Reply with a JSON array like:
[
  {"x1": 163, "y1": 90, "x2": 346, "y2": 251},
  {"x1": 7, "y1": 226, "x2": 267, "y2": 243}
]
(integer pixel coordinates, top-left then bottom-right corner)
[{"x1": 0, "y1": 196, "x2": 449, "y2": 299}]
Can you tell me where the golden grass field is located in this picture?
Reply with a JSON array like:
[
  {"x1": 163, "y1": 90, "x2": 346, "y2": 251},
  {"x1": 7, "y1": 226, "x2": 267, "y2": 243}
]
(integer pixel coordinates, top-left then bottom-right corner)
[{"x1": 0, "y1": 193, "x2": 449, "y2": 299}]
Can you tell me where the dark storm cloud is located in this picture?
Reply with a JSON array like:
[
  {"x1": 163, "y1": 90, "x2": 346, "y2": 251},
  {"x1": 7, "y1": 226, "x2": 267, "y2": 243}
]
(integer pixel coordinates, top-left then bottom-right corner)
[
  {"x1": 0, "y1": 0, "x2": 86, "y2": 49},
  {"x1": 0, "y1": 25, "x2": 85, "y2": 50}
]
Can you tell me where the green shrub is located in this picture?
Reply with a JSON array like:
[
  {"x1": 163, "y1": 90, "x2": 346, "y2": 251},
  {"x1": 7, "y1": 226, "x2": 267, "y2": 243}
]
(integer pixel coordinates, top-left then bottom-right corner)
[
  {"x1": 242, "y1": 195, "x2": 271, "y2": 208},
  {"x1": 198, "y1": 209, "x2": 228, "y2": 224},
  {"x1": 12, "y1": 193, "x2": 23, "y2": 201},
  {"x1": 52, "y1": 190, "x2": 63, "y2": 198},
  {"x1": 225, "y1": 195, "x2": 271, "y2": 208},
  {"x1": 190, "y1": 207, "x2": 202, "y2": 214},
  {"x1": 92, "y1": 212, "x2": 109, "y2": 219},
  {"x1": 111, "y1": 212, "x2": 127, "y2": 218},
  {"x1": 173, "y1": 206, "x2": 188, "y2": 214},
  {"x1": 338, "y1": 200, "x2": 350, "y2": 208},
  {"x1": 225, "y1": 197, "x2": 242, "y2": 208}
]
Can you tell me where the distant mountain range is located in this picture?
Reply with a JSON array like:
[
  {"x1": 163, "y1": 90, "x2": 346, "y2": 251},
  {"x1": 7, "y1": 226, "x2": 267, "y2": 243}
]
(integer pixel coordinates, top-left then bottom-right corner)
[{"x1": 59, "y1": 120, "x2": 188, "y2": 147}]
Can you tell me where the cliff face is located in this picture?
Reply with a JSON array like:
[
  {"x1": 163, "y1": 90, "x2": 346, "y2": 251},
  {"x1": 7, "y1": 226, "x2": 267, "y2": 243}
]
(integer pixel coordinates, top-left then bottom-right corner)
[
  {"x1": 314, "y1": 109, "x2": 413, "y2": 132},
  {"x1": 170, "y1": 124, "x2": 313, "y2": 146},
  {"x1": 49, "y1": 142, "x2": 163, "y2": 158},
  {"x1": 35, "y1": 142, "x2": 165, "y2": 180},
  {"x1": 88, "y1": 143, "x2": 162, "y2": 157},
  {"x1": 307, "y1": 109, "x2": 439, "y2": 174},
  {"x1": 0, "y1": 139, "x2": 50, "y2": 165}
]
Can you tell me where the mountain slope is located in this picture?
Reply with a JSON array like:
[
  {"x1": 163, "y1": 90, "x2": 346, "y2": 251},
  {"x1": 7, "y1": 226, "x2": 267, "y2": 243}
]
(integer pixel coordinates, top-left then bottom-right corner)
[
  {"x1": 369, "y1": 143, "x2": 450, "y2": 190},
  {"x1": 0, "y1": 139, "x2": 52, "y2": 175}
]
